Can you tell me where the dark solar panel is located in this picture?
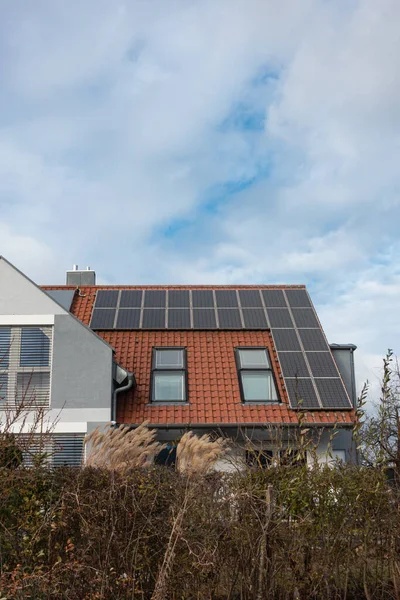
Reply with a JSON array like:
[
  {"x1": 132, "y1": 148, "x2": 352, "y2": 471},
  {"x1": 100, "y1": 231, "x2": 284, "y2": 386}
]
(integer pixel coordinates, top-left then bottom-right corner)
[
  {"x1": 142, "y1": 309, "x2": 166, "y2": 328},
  {"x1": 120, "y1": 290, "x2": 143, "y2": 308},
  {"x1": 90, "y1": 309, "x2": 116, "y2": 328},
  {"x1": 239, "y1": 289, "x2": 263, "y2": 307},
  {"x1": 291, "y1": 308, "x2": 319, "y2": 328},
  {"x1": 193, "y1": 309, "x2": 217, "y2": 328},
  {"x1": 315, "y1": 378, "x2": 352, "y2": 408},
  {"x1": 192, "y1": 290, "x2": 215, "y2": 308},
  {"x1": 242, "y1": 309, "x2": 268, "y2": 328},
  {"x1": 307, "y1": 352, "x2": 339, "y2": 378},
  {"x1": 217, "y1": 308, "x2": 242, "y2": 328},
  {"x1": 144, "y1": 290, "x2": 166, "y2": 308},
  {"x1": 267, "y1": 309, "x2": 294, "y2": 328},
  {"x1": 116, "y1": 309, "x2": 141, "y2": 329},
  {"x1": 215, "y1": 290, "x2": 238, "y2": 307},
  {"x1": 168, "y1": 309, "x2": 191, "y2": 329},
  {"x1": 271, "y1": 329, "x2": 301, "y2": 351},
  {"x1": 285, "y1": 378, "x2": 320, "y2": 409},
  {"x1": 298, "y1": 329, "x2": 328, "y2": 351},
  {"x1": 95, "y1": 290, "x2": 119, "y2": 308},
  {"x1": 168, "y1": 290, "x2": 190, "y2": 308},
  {"x1": 261, "y1": 289, "x2": 287, "y2": 307},
  {"x1": 278, "y1": 353, "x2": 310, "y2": 378},
  {"x1": 285, "y1": 289, "x2": 312, "y2": 308}
]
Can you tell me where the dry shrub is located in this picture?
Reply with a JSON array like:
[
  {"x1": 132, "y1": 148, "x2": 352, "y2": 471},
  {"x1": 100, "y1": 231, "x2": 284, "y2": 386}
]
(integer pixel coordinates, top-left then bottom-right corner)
[
  {"x1": 176, "y1": 431, "x2": 227, "y2": 475},
  {"x1": 85, "y1": 421, "x2": 164, "y2": 471}
]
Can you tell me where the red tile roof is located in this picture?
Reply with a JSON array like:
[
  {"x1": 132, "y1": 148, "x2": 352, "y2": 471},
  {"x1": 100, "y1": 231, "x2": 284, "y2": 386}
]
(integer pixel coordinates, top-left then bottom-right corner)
[{"x1": 42, "y1": 285, "x2": 356, "y2": 427}]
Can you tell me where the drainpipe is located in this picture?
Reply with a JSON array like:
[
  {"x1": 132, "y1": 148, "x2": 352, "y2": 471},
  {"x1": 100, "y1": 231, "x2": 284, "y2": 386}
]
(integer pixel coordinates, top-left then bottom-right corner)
[{"x1": 111, "y1": 372, "x2": 135, "y2": 423}]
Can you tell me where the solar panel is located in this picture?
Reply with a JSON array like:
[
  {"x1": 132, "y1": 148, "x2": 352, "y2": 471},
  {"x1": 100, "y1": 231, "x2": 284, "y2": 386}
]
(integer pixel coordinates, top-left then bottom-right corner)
[
  {"x1": 307, "y1": 352, "x2": 339, "y2": 378},
  {"x1": 192, "y1": 290, "x2": 214, "y2": 308},
  {"x1": 267, "y1": 309, "x2": 294, "y2": 328},
  {"x1": 116, "y1": 309, "x2": 141, "y2": 329},
  {"x1": 142, "y1": 309, "x2": 166, "y2": 328},
  {"x1": 144, "y1": 290, "x2": 166, "y2": 308},
  {"x1": 168, "y1": 290, "x2": 190, "y2": 308},
  {"x1": 95, "y1": 290, "x2": 119, "y2": 308},
  {"x1": 291, "y1": 308, "x2": 319, "y2": 328},
  {"x1": 242, "y1": 309, "x2": 268, "y2": 328},
  {"x1": 90, "y1": 309, "x2": 116, "y2": 328},
  {"x1": 285, "y1": 289, "x2": 311, "y2": 308},
  {"x1": 261, "y1": 290, "x2": 286, "y2": 307},
  {"x1": 215, "y1": 290, "x2": 238, "y2": 308},
  {"x1": 120, "y1": 290, "x2": 143, "y2": 308},
  {"x1": 217, "y1": 308, "x2": 242, "y2": 328},
  {"x1": 239, "y1": 290, "x2": 263, "y2": 307},
  {"x1": 285, "y1": 379, "x2": 320, "y2": 409},
  {"x1": 193, "y1": 309, "x2": 217, "y2": 328},
  {"x1": 298, "y1": 329, "x2": 328, "y2": 351},
  {"x1": 315, "y1": 378, "x2": 352, "y2": 408},
  {"x1": 271, "y1": 329, "x2": 301, "y2": 351},
  {"x1": 278, "y1": 352, "x2": 310, "y2": 378},
  {"x1": 168, "y1": 309, "x2": 191, "y2": 329}
]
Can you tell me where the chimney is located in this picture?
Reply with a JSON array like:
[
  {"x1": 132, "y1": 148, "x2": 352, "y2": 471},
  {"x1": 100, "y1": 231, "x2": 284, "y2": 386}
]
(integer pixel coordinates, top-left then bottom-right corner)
[{"x1": 66, "y1": 264, "x2": 96, "y2": 286}]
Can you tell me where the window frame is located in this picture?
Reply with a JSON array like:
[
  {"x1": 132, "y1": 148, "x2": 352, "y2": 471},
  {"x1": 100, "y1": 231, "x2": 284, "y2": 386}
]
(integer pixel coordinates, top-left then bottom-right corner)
[
  {"x1": 235, "y1": 347, "x2": 279, "y2": 404},
  {"x1": 150, "y1": 347, "x2": 188, "y2": 403}
]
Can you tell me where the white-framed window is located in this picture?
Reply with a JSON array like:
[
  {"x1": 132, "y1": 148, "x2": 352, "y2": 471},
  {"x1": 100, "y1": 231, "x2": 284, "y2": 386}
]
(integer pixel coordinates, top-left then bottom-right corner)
[
  {"x1": 236, "y1": 348, "x2": 278, "y2": 402},
  {"x1": 0, "y1": 326, "x2": 52, "y2": 408},
  {"x1": 151, "y1": 348, "x2": 187, "y2": 402}
]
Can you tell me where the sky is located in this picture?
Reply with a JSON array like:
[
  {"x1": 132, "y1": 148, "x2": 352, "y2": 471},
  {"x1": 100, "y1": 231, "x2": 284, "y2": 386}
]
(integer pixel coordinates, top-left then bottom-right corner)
[{"x1": 0, "y1": 0, "x2": 399, "y2": 399}]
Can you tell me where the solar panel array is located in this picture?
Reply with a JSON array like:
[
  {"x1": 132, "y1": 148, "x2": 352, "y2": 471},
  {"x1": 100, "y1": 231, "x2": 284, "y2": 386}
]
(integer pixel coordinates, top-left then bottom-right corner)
[{"x1": 90, "y1": 287, "x2": 352, "y2": 411}]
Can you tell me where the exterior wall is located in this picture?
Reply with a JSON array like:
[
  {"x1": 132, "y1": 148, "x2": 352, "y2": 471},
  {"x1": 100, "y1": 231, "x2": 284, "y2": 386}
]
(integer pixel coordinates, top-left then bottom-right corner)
[{"x1": 331, "y1": 346, "x2": 357, "y2": 408}]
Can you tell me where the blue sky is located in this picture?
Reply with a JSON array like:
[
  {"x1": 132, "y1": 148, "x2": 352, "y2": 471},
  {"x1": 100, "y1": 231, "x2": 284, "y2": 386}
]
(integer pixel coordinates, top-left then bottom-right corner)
[{"x1": 0, "y1": 0, "x2": 399, "y2": 398}]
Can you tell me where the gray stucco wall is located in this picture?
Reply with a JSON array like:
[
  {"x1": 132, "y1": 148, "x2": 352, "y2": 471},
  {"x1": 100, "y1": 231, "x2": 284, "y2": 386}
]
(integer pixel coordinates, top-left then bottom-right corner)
[{"x1": 51, "y1": 314, "x2": 114, "y2": 414}]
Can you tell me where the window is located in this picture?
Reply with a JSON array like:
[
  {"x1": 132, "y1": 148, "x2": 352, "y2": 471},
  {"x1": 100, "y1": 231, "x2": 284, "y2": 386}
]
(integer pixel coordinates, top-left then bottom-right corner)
[
  {"x1": 151, "y1": 348, "x2": 187, "y2": 402},
  {"x1": 246, "y1": 449, "x2": 273, "y2": 468},
  {"x1": 236, "y1": 348, "x2": 278, "y2": 402},
  {"x1": 0, "y1": 326, "x2": 52, "y2": 408}
]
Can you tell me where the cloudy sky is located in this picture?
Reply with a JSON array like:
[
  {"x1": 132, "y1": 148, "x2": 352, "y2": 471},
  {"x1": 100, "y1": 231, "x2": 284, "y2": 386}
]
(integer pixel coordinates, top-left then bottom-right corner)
[{"x1": 1, "y1": 0, "x2": 399, "y2": 397}]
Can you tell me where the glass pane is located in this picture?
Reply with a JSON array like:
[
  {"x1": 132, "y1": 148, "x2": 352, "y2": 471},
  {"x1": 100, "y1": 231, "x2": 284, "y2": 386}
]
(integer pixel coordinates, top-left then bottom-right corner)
[
  {"x1": 155, "y1": 349, "x2": 184, "y2": 369},
  {"x1": 20, "y1": 328, "x2": 50, "y2": 367},
  {"x1": 154, "y1": 373, "x2": 185, "y2": 401},
  {"x1": 242, "y1": 372, "x2": 277, "y2": 401},
  {"x1": 239, "y1": 349, "x2": 269, "y2": 369},
  {"x1": 16, "y1": 372, "x2": 50, "y2": 407},
  {"x1": 0, "y1": 374, "x2": 7, "y2": 402},
  {"x1": 0, "y1": 327, "x2": 11, "y2": 368}
]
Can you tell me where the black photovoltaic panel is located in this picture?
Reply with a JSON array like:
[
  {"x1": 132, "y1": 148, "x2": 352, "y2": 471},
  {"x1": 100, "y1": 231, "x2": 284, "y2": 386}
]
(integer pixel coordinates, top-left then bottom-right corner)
[
  {"x1": 307, "y1": 352, "x2": 339, "y2": 378},
  {"x1": 242, "y1": 309, "x2": 268, "y2": 328},
  {"x1": 217, "y1": 308, "x2": 242, "y2": 328},
  {"x1": 278, "y1": 352, "x2": 310, "y2": 378},
  {"x1": 239, "y1": 289, "x2": 263, "y2": 307},
  {"x1": 315, "y1": 378, "x2": 352, "y2": 408},
  {"x1": 272, "y1": 329, "x2": 301, "y2": 351},
  {"x1": 291, "y1": 308, "x2": 319, "y2": 328},
  {"x1": 168, "y1": 309, "x2": 191, "y2": 329},
  {"x1": 285, "y1": 379, "x2": 320, "y2": 409},
  {"x1": 144, "y1": 290, "x2": 166, "y2": 308},
  {"x1": 116, "y1": 309, "x2": 141, "y2": 329},
  {"x1": 168, "y1": 290, "x2": 190, "y2": 308},
  {"x1": 193, "y1": 309, "x2": 217, "y2": 329},
  {"x1": 285, "y1": 289, "x2": 311, "y2": 308},
  {"x1": 267, "y1": 308, "x2": 294, "y2": 328},
  {"x1": 192, "y1": 290, "x2": 214, "y2": 308},
  {"x1": 215, "y1": 290, "x2": 238, "y2": 308},
  {"x1": 120, "y1": 290, "x2": 143, "y2": 308},
  {"x1": 261, "y1": 289, "x2": 286, "y2": 307},
  {"x1": 90, "y1": 308, "x2": 116, "y2": 328},
  {"x1": 298, "y1": 329, "x2": 328, "y2": 351},
  {"x1": 95, "y1": 290, "x2": 119, "y2": 308},
  {"x1": 142, "y1": 309, "x2": 166, "y2": 328}
]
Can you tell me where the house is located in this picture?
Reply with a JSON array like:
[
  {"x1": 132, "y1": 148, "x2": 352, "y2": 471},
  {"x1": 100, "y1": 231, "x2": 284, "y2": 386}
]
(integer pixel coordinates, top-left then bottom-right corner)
[{"x1": 0, "y1": 257, "x2": 357, "y2": 467}]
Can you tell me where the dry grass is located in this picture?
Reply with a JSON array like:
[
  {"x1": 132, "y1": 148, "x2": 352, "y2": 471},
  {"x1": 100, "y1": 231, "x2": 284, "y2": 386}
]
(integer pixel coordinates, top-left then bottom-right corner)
[{"x1": 176, "y1": 431, "x2": 227, "y2": 475}]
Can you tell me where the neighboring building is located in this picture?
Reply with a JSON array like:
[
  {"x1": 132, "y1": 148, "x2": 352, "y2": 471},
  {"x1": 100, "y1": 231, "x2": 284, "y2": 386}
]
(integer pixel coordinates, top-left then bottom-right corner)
[{"x1": 0, "y1": 257, "x2": 357, "y2": 467}]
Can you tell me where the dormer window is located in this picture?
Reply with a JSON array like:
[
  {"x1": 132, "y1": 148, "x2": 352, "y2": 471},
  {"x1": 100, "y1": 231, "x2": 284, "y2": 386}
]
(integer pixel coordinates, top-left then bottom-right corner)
[
  {"x1": 151, "y1": 348, "x2": 187, "y2": 402},
  {"x1": 236, "y1": 348, "x2": 278, "y2": 403}
]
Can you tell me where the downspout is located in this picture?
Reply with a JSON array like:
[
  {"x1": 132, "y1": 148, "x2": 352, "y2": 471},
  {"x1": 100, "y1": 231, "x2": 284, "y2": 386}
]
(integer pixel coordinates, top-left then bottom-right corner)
[{"x1": 111, "y1": 372, "x2": 135, "y2": 423}]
